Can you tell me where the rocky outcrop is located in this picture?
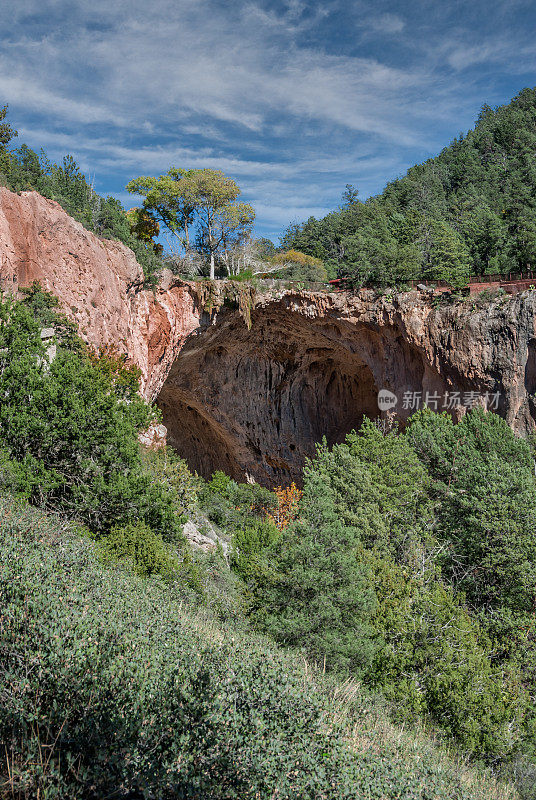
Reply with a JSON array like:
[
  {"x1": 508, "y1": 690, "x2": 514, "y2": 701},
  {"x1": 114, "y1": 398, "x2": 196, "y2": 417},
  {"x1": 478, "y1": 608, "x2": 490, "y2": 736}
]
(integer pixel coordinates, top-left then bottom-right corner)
[
  {"x1": 158, "y1": 289, "x2": 536, "y2": 483},
  {"x1": 2, "y1": 187, "x2": 536, "y2": 486},
  {"x1": 182, "y1": 517, "x2": 229, "y2": 555},
  {"x1": 0, "y1": 188, "x2": 200, "y2": 398}
]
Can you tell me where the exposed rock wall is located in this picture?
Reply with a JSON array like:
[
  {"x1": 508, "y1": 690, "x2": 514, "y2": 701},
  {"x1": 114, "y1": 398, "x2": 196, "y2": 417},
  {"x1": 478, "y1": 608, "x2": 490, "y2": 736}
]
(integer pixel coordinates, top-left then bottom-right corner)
[
  {"x1": 158, "y1": 290, "x2": 536, "y2": 483},
  {"x1": 2, "y1": 188, "x2": 536, "y2": 485},
  {"x1": 0, "y1": 188, "x2": 200, "y2": 398}
]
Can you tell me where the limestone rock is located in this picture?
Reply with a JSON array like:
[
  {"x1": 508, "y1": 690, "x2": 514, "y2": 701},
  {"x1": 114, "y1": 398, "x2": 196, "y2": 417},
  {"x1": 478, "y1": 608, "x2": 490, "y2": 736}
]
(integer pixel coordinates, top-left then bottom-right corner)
[
  {"x1": 182, "y1": 518, "x2": 229, "y2": 555},
  {"x1": 138, "y1": 421, "x2": 167, "y2": 450},
  {"x1": 158, "y1": 289, "x2": 536, "y2": 483}
]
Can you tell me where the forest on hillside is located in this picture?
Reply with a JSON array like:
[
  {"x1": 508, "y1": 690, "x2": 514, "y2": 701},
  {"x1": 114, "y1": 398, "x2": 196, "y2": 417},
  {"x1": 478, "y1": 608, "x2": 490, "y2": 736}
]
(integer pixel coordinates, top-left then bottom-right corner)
[{"x1": 282, "y1": 88, "x2": 536, "y2": 288}]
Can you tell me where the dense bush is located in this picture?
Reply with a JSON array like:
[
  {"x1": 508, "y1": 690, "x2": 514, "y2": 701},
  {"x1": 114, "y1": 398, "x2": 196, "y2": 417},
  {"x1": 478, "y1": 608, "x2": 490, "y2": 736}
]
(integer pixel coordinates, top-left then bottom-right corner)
[
  {"x1": 310, "y1": 421, "x2": 432, "y2": 558},
  {"x1": 367, "y1": 551, "x2": 527, "y2": 760},
  {"x1": 97, "y1": 520, "x2": 180, "y2": 577},
  {"x1": 0, "y1": 495, "x2": 515, "y2": 800},
  {"x1": 269, "y1": 249, "x2": 328, "y2": 282},
  {"x1": 230, "y1": 517, "x2": 280, "y2": 581},
  {"x1": 406, "y1": 408, "x2": 536, "y2": 613},
  {"x1": 198, "y1": 470, "x2": 276, "y2": 533},
  {"x1": 0, "y1": 291, "x2": 190, "y2": 540}
]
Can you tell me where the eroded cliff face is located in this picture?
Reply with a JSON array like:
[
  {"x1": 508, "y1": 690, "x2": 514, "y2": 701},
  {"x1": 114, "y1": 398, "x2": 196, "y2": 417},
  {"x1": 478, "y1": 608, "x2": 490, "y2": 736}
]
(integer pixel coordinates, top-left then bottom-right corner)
[
  {"x1": 0, "y1": 188, "x2": 200, "y2": 398},
  {"x1": 2, "y1": 187, "x2": 536, "y2": 485},
  {"x1": 158, "y1": 290, "x2": 536, "y2": 483}
]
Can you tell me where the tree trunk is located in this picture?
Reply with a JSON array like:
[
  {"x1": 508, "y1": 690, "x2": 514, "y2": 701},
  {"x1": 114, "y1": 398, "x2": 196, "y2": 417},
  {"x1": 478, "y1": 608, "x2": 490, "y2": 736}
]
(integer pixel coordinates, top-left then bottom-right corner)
[
  {"x1": 184, "y1": 222, "x2": 190, "y2": 257},
  {"x1": 210, "y1": 251, "x2": 215, "y2": 280}
]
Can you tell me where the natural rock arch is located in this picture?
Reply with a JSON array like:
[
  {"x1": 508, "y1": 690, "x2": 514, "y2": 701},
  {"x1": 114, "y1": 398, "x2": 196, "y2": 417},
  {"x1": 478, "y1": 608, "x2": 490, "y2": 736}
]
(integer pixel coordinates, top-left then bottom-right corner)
[{"x1": 156, "y1": 300, "x2": 439, "y2": 484}]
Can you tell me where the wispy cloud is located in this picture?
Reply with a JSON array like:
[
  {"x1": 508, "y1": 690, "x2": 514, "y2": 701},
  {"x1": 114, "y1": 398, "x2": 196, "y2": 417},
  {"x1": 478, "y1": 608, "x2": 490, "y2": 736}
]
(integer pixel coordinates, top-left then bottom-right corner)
[
  {"x1": 1, "y1": 0, "x2": 536, "y2": 239},
  {"x1": 0, "y1": 0, "x2": 432, "y2": 141},
  {"x1": 365, "y1": 13, "x2": 405, "y2": 35}
]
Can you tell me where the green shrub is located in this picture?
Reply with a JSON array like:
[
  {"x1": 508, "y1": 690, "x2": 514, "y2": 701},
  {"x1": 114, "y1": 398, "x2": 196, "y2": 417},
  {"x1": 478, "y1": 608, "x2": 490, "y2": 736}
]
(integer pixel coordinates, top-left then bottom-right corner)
[
  {"x1": 366, "y1": 552, "x2": 528, "y2": 759},
  {"x1": 199, "y1": 471, "x2": 276, "y2": 532},
  {"x1": 97, "y1": 520, "x2": 179, "y2": 577},
  {"x1": 0, "y1": 494, "x2": 514, "y2": 800},
  {"x1": 141, "y1": 445, "x2": 198, "y2": 518},
  {"x1": 310, "y1": 421, "x2": 432, "y2": 558},
  {"x1": 230, "y1": 517, "x2": 280, "y2": 581},
  {"x1": 270, "y1": 249, "x2": 327, "y2": 282},
  {"x1": 0, "y1": 293, "x2": 184, "y2": 539}
]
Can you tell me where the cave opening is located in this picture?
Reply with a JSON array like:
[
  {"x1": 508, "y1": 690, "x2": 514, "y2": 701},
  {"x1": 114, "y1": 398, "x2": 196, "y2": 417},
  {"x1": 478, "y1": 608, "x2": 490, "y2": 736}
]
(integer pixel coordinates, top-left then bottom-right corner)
[
  {"x1": 157, "y1": 388, "x2": 245, "y2": 481},
  {"x1": 156, "y1": 336, "x2": 381, "y2": 486},
  {"x1": 154, "y1": 302, "x2": 436, "y2": 486},
  {"x1": 525, "y1": 338, "x2": 536, "y2": 424}
]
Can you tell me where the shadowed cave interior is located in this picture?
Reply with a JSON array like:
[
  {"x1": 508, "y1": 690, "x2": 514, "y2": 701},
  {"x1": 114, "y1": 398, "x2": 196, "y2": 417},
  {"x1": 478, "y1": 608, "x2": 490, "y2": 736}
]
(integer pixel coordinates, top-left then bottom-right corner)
[{"x1": 155, "y1": 305, "x2": 430, "y2": 486}]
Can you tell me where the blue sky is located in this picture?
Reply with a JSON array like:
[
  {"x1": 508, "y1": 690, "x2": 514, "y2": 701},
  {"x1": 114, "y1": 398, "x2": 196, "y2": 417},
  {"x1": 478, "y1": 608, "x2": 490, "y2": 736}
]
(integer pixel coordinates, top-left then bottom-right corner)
[{"x1": 1, "y1": 0, "x2": 536, "y2": 243}]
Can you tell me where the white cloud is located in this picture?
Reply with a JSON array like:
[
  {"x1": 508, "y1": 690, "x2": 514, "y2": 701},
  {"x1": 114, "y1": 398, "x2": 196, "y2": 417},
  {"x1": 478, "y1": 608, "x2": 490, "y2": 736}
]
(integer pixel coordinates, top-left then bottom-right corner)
[
  {"x1": 0, "y1": 0, "x2": 433, "y2": 145},
  {"x1": 365, "y1": 13, "x2": 405, "y2": 35},
  {"x1": 2, "y1": 0, "x2": 535, "y2": 238}
]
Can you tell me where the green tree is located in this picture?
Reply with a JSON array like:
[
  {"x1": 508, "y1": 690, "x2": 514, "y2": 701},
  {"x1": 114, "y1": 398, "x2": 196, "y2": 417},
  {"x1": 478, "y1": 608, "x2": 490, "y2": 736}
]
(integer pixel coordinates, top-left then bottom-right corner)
[
  {"x1": 0, "y1": 104, "x2": 17, "y2": 148},
  {"x1": 180, "y1": 168, "x2": 246, "y2": 278},
  {"x1": 253, "y1": 237, "x2": 276, "y2": 259},
  {"x1": 213, "y1": 200, "x2": 256, "y2": 276},
  {"x1": 314, "y1": 420, "x2": 432, "y2": 559},
  {"x1": 341, "y1": 183, "x2": 359, "y2": 208},
  {"x1": 253, "y1": 468, "x2": 378, "y2": 674},
  {"x1": 126, "y1": 167, "x2": 198, "y2": 253},
  {"x1": 427, "y1": 220, "x2": 472, "y2": 286},
  {"x1": 367, "y1": 551, "x2": 527, "y2": 759},
  {"x1": 128, "y1": 167, "x2": 254, "y2": 278},
  {"x1": 126, "y1": 207, "x2": 163, "y2": 255},
  {"x1": 406, "y1": 408, "x2": 536, "y2": 612}
]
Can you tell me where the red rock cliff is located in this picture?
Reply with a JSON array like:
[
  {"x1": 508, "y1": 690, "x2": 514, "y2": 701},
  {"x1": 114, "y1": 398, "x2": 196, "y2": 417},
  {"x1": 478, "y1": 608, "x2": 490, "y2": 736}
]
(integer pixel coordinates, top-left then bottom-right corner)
[
  {"x1": 2, "y1": 187, "x2": 536, "y2": 485},
  {"x1": 0, "y1": 187, "x2": 200, "y2": 399}
]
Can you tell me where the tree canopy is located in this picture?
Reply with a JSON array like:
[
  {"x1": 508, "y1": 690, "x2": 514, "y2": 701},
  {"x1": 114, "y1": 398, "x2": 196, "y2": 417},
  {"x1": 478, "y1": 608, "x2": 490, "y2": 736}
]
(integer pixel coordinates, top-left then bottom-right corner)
[
  {"x1": 127, "y1": 167, "x2": 255, "y2": 278},
  {"x1": 281, "y1": 88, "x2": 536, "y2": 287},
  {"x1": 0, "y1": 104, "x2": 17, "y2": 148}
]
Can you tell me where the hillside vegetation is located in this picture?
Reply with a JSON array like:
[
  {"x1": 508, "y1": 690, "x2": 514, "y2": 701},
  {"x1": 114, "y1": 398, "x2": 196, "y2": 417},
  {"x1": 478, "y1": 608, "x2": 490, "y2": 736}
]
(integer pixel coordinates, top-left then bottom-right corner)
[
  {"x1": 2, "y1": 94, "x2": 536, "y2": 796},
  {"x1": 0, "y1": 495, "x2": 517, "y2": 800},
  {"x1": 0, "y1": 287, "x2": 534, "y2": 796},
  {"x1": 282, "y1": 88, "x2": 536, "y2": 287}
]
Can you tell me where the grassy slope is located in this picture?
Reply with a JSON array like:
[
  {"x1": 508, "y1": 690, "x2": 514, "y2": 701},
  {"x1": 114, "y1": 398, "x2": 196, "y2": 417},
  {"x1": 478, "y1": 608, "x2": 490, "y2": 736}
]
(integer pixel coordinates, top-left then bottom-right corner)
[{"x1": 0, "y1": 494, "x2": 517, "y2": 800}]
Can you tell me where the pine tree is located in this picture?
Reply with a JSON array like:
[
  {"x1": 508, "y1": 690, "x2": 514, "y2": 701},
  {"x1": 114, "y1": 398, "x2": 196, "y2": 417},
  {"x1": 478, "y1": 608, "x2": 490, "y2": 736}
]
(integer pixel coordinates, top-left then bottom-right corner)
[
  {"x1": 427, "y1": 221, "x2": 472, "y2": 286},
  {"x1": 406, "y1": 408, "x2": 536, "y2": 611},
  {"x1": 254, "y1": 469, "x2": 378, "y2": 674}
]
